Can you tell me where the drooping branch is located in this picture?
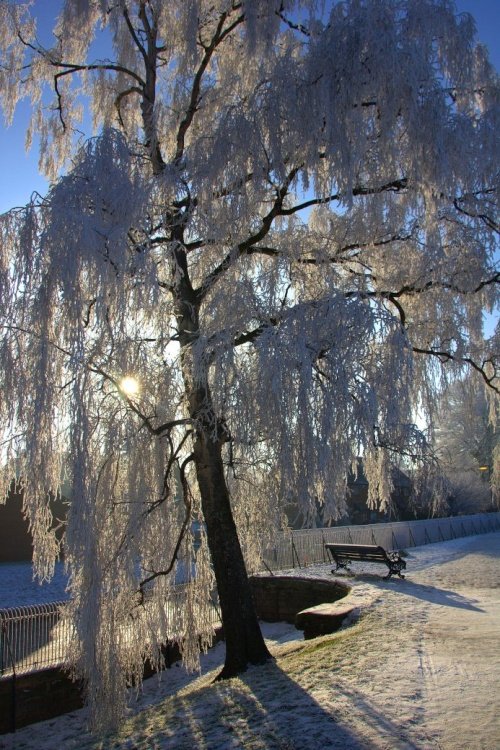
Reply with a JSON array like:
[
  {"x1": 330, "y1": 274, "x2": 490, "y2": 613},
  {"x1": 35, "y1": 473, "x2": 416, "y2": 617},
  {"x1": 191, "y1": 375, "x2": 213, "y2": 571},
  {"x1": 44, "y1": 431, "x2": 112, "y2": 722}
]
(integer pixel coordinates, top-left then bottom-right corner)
[
  {"x1": 227, "y1": 274, "x2": 499, "y2": 395},
  {"x1": 138, "y1": 452, "x2": 195, "y2": 594},
  {"x1": 52, "y1": 60, "x2": 145, "y2": 89},
  {"x1": 114, "y1": 85, "x2": 144, "y2": 129},
  {"x1": 412, "y1": 347, "x2": 499, "y2": 393},
  {"x1": 0, "y1": 324, "x2": 190, "y2": 436},
  {"x1": 86, "y1": 364, "x2": 194, "y2": 436},
  {"x1": 44, "y1": 57, "x2": 145, "y2": 132},
  {"x1": 146, "y1": 430, "x2": 194, "y2": 515}
]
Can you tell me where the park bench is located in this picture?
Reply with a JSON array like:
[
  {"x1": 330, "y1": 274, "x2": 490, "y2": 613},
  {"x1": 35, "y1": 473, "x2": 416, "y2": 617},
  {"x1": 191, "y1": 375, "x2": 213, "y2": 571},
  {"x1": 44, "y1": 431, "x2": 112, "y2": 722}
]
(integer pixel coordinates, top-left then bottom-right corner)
[{"x1": 325, "y1": 543, "x2": 406, "y2": 580}]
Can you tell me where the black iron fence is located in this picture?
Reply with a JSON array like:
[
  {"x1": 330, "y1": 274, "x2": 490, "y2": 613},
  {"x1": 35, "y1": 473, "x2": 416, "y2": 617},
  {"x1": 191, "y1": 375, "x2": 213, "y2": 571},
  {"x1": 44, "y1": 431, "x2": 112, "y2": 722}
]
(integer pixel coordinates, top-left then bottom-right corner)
[
  {"x1": 0, "y1": 585, "x2": 221, "y2": 678},
  {"x1": 0, "y1": 601, "x2": 69, "y2": 676}
]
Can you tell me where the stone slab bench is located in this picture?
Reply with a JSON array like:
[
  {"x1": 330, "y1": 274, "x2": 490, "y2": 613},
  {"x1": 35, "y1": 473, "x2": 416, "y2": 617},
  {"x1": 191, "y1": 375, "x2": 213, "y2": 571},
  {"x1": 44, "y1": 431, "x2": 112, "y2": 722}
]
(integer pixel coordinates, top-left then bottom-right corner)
[{"x1": 295, "y1": 601, "x2": 357, "y2": 639}]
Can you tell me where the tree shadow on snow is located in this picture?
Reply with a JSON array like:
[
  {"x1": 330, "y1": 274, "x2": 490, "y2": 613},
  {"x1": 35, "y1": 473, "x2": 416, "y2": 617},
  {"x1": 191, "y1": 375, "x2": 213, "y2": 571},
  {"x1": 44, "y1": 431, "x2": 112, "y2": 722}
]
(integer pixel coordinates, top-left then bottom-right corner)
[
  {"x1": 237, "y1": 660, "x2": 426, "y2": 749},
  {"x1": 334, "y1": 683, "x2": 426, "y2": 750},
  {"x1": 117, "y1": 659, "x2": 426, "y2": 749},
  {"x1": 359, "y1": 575, "x2": 485, "y2": 611}
]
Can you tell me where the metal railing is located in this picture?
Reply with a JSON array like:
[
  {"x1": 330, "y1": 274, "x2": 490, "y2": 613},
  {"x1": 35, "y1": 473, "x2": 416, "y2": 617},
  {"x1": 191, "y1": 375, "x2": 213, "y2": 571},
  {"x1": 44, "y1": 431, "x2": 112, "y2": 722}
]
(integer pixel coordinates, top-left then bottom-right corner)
[
  {"x1": 0, "y1": 585, "x2": 221, "y2": 678},
  {"x1": 1, "y1": 511, "x2": 499, "y2": 677},
  {"x1": 261, "y1": 511, "x2": 500, "y2": 572},
  {"x1": 0, "y1": 601, "x2": 68, "y2": 677}
]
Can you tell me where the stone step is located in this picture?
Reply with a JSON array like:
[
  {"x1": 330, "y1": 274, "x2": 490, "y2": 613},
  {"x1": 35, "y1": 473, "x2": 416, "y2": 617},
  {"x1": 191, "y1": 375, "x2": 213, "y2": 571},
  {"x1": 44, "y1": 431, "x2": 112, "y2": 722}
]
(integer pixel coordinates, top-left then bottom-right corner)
[{"x1": 295, "y1": 601, "x2": 357, "y2": 639}]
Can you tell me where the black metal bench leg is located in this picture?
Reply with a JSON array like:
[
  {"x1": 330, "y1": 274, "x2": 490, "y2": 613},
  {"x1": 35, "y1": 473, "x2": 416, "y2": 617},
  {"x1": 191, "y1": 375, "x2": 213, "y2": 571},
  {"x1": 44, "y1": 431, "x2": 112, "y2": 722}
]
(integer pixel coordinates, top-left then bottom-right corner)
[
  {"x1": 384, "y1": 564, "x2": 405, "y2": 580},
  {"x1": 331, "y1": 559, "x2": 350, "y2": 575}
]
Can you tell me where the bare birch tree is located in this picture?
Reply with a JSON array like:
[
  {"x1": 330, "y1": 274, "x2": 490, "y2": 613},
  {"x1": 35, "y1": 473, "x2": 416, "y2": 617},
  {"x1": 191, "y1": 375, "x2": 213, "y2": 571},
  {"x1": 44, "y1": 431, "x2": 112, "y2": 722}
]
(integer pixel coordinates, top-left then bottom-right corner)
[{"x1": 0, "y1": 0, "x2": 498, "y2": 729}]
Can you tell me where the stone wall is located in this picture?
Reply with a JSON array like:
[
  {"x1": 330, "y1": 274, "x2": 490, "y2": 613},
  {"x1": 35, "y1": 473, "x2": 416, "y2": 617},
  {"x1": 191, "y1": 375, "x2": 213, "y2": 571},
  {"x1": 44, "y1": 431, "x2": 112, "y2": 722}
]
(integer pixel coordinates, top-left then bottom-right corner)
[
  {"x1": 249, "y1": 575, "x2": 349, "y2": 623},
  {"x1": 0, "y1": 667, "x2": 83, "y2": 734}
]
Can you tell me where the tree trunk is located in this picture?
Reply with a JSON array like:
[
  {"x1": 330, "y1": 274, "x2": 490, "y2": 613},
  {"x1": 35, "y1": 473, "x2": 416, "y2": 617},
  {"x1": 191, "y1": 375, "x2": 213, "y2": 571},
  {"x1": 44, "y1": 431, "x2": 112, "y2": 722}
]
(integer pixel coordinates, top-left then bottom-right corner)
[
  {"x1": 173, "y1": 260, "x2": 272, "y2": 677},
  {"x1": 193, "y1": 429, "x2": 273, "y2": 678}
]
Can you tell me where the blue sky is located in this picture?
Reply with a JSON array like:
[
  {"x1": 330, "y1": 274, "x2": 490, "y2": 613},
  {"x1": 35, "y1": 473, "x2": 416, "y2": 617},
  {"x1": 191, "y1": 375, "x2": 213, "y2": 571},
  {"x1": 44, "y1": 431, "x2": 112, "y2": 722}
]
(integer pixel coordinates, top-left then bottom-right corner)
[{"x1": 0, "y1": 0, "x2": 498, "y2": 213}]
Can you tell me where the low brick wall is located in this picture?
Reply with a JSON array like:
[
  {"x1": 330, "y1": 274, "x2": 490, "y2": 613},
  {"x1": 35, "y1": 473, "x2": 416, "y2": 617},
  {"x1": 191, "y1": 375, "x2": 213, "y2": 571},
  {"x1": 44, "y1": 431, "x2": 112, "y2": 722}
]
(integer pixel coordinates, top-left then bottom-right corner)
[
  {"x1": 0, "y1": 667, "x2": 83, "y2": 734},
  {"x1": 249, "y1": 575, "x2": 350, "y2": 623}
]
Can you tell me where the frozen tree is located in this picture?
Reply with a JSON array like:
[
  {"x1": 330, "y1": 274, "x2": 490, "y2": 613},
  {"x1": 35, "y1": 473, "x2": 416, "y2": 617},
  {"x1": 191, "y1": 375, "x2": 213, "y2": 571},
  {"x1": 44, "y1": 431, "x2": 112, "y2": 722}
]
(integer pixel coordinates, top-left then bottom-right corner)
[
  {"x1": 434, "y1": 375, "x2": 499, "y2": 509},
  {"x1": 0, "y1": 0, "x2": 498, "y2": 729}
]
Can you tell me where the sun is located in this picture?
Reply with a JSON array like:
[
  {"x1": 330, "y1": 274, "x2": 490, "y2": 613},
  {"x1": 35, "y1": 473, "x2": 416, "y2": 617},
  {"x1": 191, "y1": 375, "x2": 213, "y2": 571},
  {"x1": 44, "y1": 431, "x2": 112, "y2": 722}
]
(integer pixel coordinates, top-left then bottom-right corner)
[{"x1": 119, "y1": 375, "x2": 140, "y2": 396}]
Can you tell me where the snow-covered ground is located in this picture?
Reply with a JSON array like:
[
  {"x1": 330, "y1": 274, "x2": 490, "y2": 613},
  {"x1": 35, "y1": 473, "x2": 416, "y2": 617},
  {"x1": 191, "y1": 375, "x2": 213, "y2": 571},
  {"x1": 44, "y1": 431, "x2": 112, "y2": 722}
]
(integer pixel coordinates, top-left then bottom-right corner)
[
  {"x1": 0, "y1": 560, "x2": 198, "y2": 609},
  {"x1": 1, "y1": 532, "x2": 499, "y2": 749},
  {"x1": 0, "y1": 561, "x2": 68, "y2": 608}
]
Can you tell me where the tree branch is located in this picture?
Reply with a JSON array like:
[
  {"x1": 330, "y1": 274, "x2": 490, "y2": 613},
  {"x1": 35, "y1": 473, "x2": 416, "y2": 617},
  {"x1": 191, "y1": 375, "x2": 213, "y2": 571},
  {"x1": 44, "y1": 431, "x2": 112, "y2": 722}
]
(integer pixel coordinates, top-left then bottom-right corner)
[
  {"x1": 198, "y1": 165, "x2": 302, "y2": 300},
  {"x1": 387, "y1": 272, "x2": 499, "y2": 298},
  {"x1": 175, "y1": 9, "x2": 245, "y2": 164},
  {"x1": 138, "y1": 453, "x2": 195, "y2": 593},
  {"x1": 196, "y1": 176, "x2": 411, "y2": 301},
  {"x1": 1, "y1": 324, "x2": 189, "y2": 436},
  {"x1": 53, "y1": 60, "x2": 145, "y2": 88},
  {"x1": 280, "y1": 177, "x2": 409, "y2": 216},
  {"x1": 276, "y1": 6, "x2": 311, "y2": 37},
  {"x1": 114, "y1": 85, "x2": 144, "y2": 128},
  {"x1": 413, "y1": 347, "x2": 499, "y2": 393},
  {"x1": 453, "y1": 194, "x2": 499, "y2": 233},
  {"x1": 123, "y1": 4, "x2": 148, "y2": 64}
]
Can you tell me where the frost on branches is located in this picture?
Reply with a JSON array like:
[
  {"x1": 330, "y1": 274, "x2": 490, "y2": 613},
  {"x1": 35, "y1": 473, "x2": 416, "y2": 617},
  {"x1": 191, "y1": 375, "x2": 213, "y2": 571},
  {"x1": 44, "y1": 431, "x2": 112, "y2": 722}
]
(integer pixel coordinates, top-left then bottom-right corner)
[{"x1": 0, "y1": 0, "x2": 498, "y2": 730}]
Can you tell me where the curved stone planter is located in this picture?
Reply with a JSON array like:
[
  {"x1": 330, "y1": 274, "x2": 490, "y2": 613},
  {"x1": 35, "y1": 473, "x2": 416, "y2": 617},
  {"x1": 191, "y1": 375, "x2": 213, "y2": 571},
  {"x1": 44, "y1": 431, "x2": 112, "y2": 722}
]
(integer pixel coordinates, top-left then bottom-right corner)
[{"x1": 249, "y1": 575, "x2": 357, "y2": 637}]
